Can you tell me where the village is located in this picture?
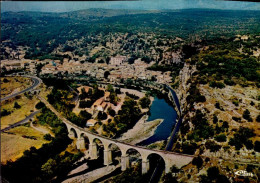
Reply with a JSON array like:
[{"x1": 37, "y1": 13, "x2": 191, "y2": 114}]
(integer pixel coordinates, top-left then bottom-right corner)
[{"x1": 1, "y1": 55, "x2": 173, "y2": 84}]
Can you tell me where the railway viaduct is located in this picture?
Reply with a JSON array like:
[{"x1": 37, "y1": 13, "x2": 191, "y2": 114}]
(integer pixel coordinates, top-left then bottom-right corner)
[{"x1": 39, "y1": 96, "x2": 193, "y2": 174}]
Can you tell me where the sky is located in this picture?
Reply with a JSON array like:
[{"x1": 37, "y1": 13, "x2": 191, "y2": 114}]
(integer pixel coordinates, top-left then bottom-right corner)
[{"x1": 1, "y1": 0, "x2": 260, "y2": 13}]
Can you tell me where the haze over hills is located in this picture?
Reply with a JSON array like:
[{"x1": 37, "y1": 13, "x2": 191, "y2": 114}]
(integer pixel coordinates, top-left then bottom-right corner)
[{"x1": 1, "y1": 0, "x2": 260, "y2": 12}]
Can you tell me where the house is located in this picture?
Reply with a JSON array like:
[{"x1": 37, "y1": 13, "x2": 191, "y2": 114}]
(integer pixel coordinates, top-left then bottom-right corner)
[
  {"x1": 110, "y1": 56, "x2": 127, "y2": 65},
  {"x1": 86, "y1": 119, "x2": 97, "y2": 127}
]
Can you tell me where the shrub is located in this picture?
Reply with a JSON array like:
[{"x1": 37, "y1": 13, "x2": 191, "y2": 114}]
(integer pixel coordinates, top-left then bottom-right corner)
[
  {"x1": 254, "y1": 141, "x2": 260, "y2": 152},
  {"x1": 43, "y1": 134, "x2": 52, "y2": 141},
  {"x1": 256, "y1": 115, "x2": 260, "y2": 122},
  {"x1": 1, "y1": 109, "x2": 11, "y2": 116},
  {"x1": 224, "y1": 78, "x2": 235, "y2": 86},
  {"x1": 205, "y1": 140, "x2": 221, "y2": 152},
  {"x1": 232, "y1": 116, "x2": 241, "y2": 122},
  {"x1": 192, "y1": 156, "x2": 203, "y2": 170},
  {"x1": 79, "y1": 100, "x2": 93, "y2": 108},
  {"x1": 97, "y1": 111, "x2": 107, "y2": 120},
  {"x1": 35, "y1": 101, "x2": 45, "y2": 109},
  {"x1": 214, "y1": 134, "x2": 227, "y2": 142},
  {"x1": 209, "y1": 81, "x2": 225, "y2": 89},
  {"x1": 207, "y1": 166, "x2": 219, "y2": 180},
  {"x1": 213, "y1": 115, "x2": 218, "y2": 124},
  {"x1": 14, "y1": 102, "x2": 21, "y2": 109},
  {"x1": 108, "y1": 108, "x2": 116, "y2": 117},
  {"x1": 243, "y1": 109, "x2": 253, "y2": 122},
  {"x1": 3, "y1": 78, "x2": 9, "y2": 83},
  {"x1": 139, "y1": 96, "x2": 151, "y2": 109}
]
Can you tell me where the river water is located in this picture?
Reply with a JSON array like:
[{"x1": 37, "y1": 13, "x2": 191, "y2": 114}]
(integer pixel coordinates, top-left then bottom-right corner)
[{"x1": 138, "y1": 97, "x2": 177, "y2": 145}]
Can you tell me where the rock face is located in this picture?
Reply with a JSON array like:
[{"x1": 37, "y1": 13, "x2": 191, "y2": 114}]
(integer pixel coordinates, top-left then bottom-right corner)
[
  {"x1": 176, "y1": 62, "x2": 196, "y2": 109},
  {"x1": 174, "y1": 61, "x2": 260, "y2": 164}
]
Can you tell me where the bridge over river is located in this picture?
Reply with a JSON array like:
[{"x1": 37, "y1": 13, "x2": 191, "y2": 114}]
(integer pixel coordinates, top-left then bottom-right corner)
[{"x1": 38, "y1": 96, "x2": 193, "y2": 174}]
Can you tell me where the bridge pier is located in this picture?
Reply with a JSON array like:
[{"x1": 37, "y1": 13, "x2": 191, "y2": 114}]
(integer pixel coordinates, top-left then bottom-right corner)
[
  {"x1": 142, "y1": 160, "x2": 150, "y2": 174},
  {"x1": 76, "y1": 137, "x2": 85, "y2": 150},
  {"x1": 121, "y1": 155, "x2": 130, "y2": 171},
  {"x1": 68, "y1": 130, "x2": 76, "y2": 139},
  {"x1": 89, "y1": 143, "x2": 98, "y2": 159},
  {"x1": 104, "y1": 149, "x2": 113, "y2": 165}
]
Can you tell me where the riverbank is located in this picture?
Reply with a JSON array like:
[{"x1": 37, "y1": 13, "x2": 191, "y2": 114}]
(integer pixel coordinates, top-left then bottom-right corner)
[{"x1": 117, "y1": 115, "x2": 163, "y2": 145}]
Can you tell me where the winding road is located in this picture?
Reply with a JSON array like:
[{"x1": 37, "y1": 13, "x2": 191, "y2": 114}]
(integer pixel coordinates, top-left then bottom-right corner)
[
  {"x1": 0, "y1": 76, "x2": 41, "y2": 102},
  {"x1": 1, "y1": 75, "x2": 42, "y2": 131},
  {"x1": 1, "y1": 111, "x2": 40, "y2": 132}
]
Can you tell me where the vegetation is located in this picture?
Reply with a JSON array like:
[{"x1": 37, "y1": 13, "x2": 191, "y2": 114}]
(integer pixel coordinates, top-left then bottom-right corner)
[
  {"x1": 14, "y1": 101, "x2": 21, "y2": 109},
  {"x1": 200, "y1": 166, "x2": 229, "y2": 183},
  {"x1": 242, "y1": 109, "x2": 253, "y2": 122},
  {"x1": 1, "y1": 109, "x2": 11, "y2": 116},
  {"x1": 2, "y1": 105, "x2": 83, "y2": 183},
  {"x1": 139, "y1": 96, "x2": 151, "y2": 109},
  {"x1": 195, "y1": 40, "x2": 260, "y2": 86},
  {"x1": 103, "y1": 97, "x2": 142, "y2": 137},
  {"x1": 228, "y1": 127, "x2": 255, "y2": 150},
  {"x1": 35, "y1": 101, "x2": 45, "y2": 109},
  {"x1": 192, "y1": 156, "x2": 203, "y2": 170},
  {"x1": 109, "y1": 165, "x2": 149, "y2": 183}
]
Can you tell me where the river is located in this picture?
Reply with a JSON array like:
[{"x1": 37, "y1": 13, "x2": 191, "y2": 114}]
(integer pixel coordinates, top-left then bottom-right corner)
[{"x1": 138, "y1": 97, "x2": 177, "y2": 145}]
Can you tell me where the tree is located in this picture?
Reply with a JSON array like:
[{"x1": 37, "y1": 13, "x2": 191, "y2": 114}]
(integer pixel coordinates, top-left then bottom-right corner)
[
  {"x1": 1, "y1": 109, "x2": 11, "y2": 116},
  {"x1": 192, "y1": 156, "x2": 203, "y2": 170},
  {"x1": 207, "y1": 166, "x2": 219, "y2": 180},
  {"x1": 43, "y1": 134, "x2": 52, "y2": 141},
  {"x1": 243, "y1": 109, "x2": 252, "y2": 122},
  {"x1": 97, "y1": 111, "x2": 107, "y2": 120},
  {"x1": 104, "y1": 71, "x2": 110, "y2": 79},
  {"x1": 3, "y1": 78, "x2": 9, "y2": 83},
  {"x1": 256, "y1": 114, "x2": 260, "y2": 122},
  {"x1": 214, "y1": 134, "x2": 227, "y2": 142},
  {"x1": 139, "y1": 96, "x2": 151, "y2": 109},
  {"x1": 107, "y1": 84, "x2": 114, "y2": 92},
  {"x1": 108, "y1": 107, "x2": 116, "y2": 117},
  {"x1": 36, "y1": 101, "x2": 45, "y2": 109},
  {"x1": 254, "y1": 141, "x2": 260, "y2": 152},
  {"x1": 79, "y1": 110, "x2": 92, "y2": 121},
  {"x1": 14, "y1": 102, "x2": 21, "y2": 109},
  {"x1": 213, "y1": 115, "x2": 218, "y2": 124},
  {"x1": 41, "y1": 158, "x2": 57, "y2": 177}
]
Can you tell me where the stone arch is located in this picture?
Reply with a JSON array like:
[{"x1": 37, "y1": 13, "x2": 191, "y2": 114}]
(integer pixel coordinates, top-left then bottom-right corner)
[
  {"x1": 92, "y1": 138, "x2": 104, "y2": 158},
  {"x1": 107, "y1": 143, "x2": 122, "y2": 165},
  {"x1": 146, "y1": 153, "x2": 166, "y2": 175},
  {"x1": 79, "y1": 133, "x2": 90, "y2": 150},
  {"x1": 69, "y1": 127, "x2": 78, "y2": 139},
  {"x1": 125, "y1": 148, "x2": 142, "y2": 170}
]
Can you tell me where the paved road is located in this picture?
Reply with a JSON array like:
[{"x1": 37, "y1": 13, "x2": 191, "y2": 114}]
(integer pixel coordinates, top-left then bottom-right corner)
[
  {"x1": 1, "y1": 110, "x2": 40, "y2": 132},
  {"x1": 0, "y1": 76, "x2": 41, "y2": 102}
]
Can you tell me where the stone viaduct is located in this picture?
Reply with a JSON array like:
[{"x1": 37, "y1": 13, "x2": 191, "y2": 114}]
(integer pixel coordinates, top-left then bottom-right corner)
[{"x1": 39, "y1": 95, "x2": 193, "y2": 175}]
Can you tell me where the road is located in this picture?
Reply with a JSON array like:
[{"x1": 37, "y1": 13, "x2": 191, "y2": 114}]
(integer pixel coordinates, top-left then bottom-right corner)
[
  {"x1": 0, "y1": 76, "x2": 41, "y2": 102},
  {"x1": 1, "y1": 110, "x2": 40, "y2": 132}
]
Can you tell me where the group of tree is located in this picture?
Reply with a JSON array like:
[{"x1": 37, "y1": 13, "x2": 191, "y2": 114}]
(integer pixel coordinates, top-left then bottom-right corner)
[
  {"x1": 139, "y1": 96, "x2": 151, "y2": 109},
  {"x1": 103, "y1": 97, "x2": 142, "y2": 137},
  {"x1": 228, "y1": 127, "x2": 256, "y2": 150}
]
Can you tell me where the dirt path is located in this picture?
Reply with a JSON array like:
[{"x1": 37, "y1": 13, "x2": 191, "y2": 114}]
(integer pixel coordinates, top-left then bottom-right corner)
[{"x1": 30, "y1": 122, "x2": 51, "y2": 135}]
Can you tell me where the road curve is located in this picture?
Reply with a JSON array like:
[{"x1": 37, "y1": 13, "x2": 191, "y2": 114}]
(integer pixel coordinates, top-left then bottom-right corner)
[
  {"x1": 0, "y1": 76, "x2": 42, "y2": 102},
  {"x1": 1, "y1": 110, "x2": 40, "y2": 132}
]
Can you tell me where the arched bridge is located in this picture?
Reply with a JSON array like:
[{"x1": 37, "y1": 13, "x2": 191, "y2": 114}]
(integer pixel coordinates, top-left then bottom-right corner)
[{"x1": 38, "y1": 96, "x2": 193, "y2": 174}]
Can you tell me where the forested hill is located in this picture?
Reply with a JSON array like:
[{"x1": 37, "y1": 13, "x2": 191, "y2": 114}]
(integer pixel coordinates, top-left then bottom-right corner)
[{"x1": 1, "y1": 9, "x2": 260, "y2": 60}]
